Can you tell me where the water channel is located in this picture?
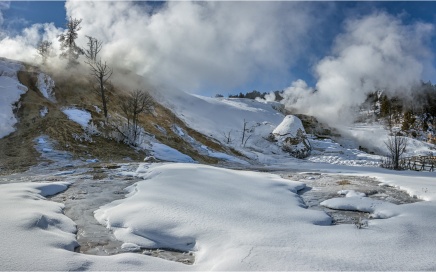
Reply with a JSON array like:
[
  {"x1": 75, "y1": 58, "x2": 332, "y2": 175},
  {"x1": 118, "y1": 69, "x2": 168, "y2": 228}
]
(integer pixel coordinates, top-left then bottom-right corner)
[
  {"x1": 282, "y1": 172, "x2": 419, "y2": 225},
  {"x1": 48, "y1": 163, "x2": 195, "y2": 264},
  {"x1": 47, "y1": 164, "x2": 419, "y2": 265}
]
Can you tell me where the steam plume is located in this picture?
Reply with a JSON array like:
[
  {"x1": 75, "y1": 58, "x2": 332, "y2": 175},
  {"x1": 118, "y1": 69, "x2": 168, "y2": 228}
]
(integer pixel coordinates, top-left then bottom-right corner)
[
  {"x1": 64, "y1": 1, "x2": 321, "y2": 94},
  {"x1": 282, "y1": 12, "x2": 435, "y2": 125}
]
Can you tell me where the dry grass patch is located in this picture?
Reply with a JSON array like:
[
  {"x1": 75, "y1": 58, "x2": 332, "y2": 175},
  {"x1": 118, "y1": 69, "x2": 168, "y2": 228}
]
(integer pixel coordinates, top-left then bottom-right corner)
[
  {"x1": 1, "y1": 64, "x2": 249, "y2": 174},
  {"x1": 337, "y1": 180, "x2": 351, "y2": 186}
]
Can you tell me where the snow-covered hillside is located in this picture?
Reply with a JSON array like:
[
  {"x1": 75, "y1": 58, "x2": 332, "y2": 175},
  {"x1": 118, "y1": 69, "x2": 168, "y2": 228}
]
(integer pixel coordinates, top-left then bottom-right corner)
[
  {"x1": 0, "y1": 58, "x2": 27, "y2": 138},
  {"x1": 157, "y1": 87, "x2": 435, "y2": 166},
  {"x1": 1, "y1": 58, "x2": 436, "y2": 271}
]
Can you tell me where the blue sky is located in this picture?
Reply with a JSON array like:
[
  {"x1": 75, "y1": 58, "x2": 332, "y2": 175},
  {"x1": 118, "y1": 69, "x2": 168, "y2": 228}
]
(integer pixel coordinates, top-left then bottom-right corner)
[{"x1": 1, "y1": 1, "x2": 436, "y2": 96}]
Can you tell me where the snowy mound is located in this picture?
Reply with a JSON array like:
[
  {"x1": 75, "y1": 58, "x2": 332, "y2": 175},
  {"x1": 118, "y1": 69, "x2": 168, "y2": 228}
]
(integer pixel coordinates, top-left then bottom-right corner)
[
  {"x1": 0, "y1": 58, "x2": 27, "y2": 138},
  {"x1": 271, "y1": 115, "x2": 311, "y2": 158},
  {"x1": 37, "y1": 73, "x2": 56, "y2": 102},
  {"x1": 272, "y1": 115, "x2": 305, "y2": 136},
  {"x1": 62, "y1": 108, "x2": 91, "y2": 129},
  {"x1": 95, "y1": 163, "x2": 331, "y2": 269}
]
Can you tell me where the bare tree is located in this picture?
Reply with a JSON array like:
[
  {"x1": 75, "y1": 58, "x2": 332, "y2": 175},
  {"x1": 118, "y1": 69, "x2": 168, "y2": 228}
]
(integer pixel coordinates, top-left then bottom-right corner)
[
  {"x1": 119, "y1": 90, "x2": 154, "y2": 145},
  {"x1": 241, "y1": 119, "x2": 253, "y2": 147},
  {"x1": 384, "y1": 134, "x2": 408, "y2": 170},
  {"x1": 58, "y1": 17, "x2": 84, "y2": 65},
  {"x1": 84, "y1": 36, "x2": 102, "y2": 63},
  {"x1": 86, "y1": 59, "x2": 112, "y2": 119},
  {"x1": 37, "y1": 40, "x2": 52, "y2": 65},
  {"x1": 222, "y1": 130, "x2": 233, "y2": 144}
]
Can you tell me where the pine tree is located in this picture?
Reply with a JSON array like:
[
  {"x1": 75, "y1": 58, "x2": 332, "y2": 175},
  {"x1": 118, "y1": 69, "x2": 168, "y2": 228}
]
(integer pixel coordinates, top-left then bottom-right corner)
[
  {"x1": 401, "y1": 110, "x2": 415, "y2": 132},
  {"x1": 58, "y1": 17, "x2": 84, "y2": 65},
  {"x1": 37, "y1": 40, "x2": 53, "y2": 65}
]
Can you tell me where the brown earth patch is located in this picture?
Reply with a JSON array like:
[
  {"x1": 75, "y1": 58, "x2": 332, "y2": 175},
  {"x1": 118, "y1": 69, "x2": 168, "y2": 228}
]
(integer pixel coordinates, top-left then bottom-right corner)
[{"x1": 1, "y1": 64, "x2": 248, "y2": 174}]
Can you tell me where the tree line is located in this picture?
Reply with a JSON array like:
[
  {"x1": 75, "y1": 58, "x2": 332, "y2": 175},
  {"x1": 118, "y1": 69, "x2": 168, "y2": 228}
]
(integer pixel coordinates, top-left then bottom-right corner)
[{"x1": 362, "y1": 83, "x2": 436, "y2": 141}]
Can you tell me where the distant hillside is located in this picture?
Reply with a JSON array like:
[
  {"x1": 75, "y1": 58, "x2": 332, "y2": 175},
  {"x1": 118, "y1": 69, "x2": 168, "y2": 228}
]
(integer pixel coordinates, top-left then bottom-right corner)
[{"x1": 0, "y1": 58, "x2": 252, "y2": 173}]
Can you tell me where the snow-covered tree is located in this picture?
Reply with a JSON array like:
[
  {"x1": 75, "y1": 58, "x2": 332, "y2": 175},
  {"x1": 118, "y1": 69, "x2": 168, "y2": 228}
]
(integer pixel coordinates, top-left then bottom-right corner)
[
  {"x1": 84, "y1": 36, "x2": 102, "y2": 63},
  {"x1": 58, "y1": 17, "x2": 84, "y2": 65},
  {"x1": 36, "y1": 40, "x2": 53, "y2": 65}
]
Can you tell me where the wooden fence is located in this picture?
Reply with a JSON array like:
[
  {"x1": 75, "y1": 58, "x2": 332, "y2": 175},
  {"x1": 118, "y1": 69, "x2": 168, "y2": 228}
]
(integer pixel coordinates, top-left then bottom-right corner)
[{"x1": 399, "y1": 156, "x2": 436, "y2": 172}]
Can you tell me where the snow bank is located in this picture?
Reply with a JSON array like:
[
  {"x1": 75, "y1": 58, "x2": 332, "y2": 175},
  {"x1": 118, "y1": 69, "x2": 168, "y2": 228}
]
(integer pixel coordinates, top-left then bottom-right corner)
[
  {"x1": 338, "y1": 189, "x2": 366, "y2": 197},
  {"x1": 150, "y1": 142, "x2": 195, "y2": 163},
  {"x1": 272, "y1": 115, "x2": 305, "y2": 136},
  {"x1": 0, "y1": 58, "x2": 27, "y2": 138},
  {"x1": 62, "y1": 108, "x2": 91, "y2": 129},
  {"x1": 0, "y1": 182, "x2": 78, "y2": 270},
  {"x1": 309, "y1": 137, "x2": 382, "y2": 166},
  {"x1": 92, "y1": 163, "x2": 436, "y2": 270},
  {"x1": 201, "y1": 145, "x2": 249, "y2": 165},
  {"x1": 0, "y1": 180, "x2": 187, "y2": 271},
  {"x1": 37, "y1": 73, "x2": 56, "y2": 102},
  {"x1": 2, "y1": 162, "x2": 436, "y2": 270},
  {"x1": 321, "y1": 196, "x2": 398, "y2": 219},
  {"x1": 340, "y1": 122, "x2": 436, "y2": 158},
  {"x1": 157, "y1": 90, "x2": 283, "y2": 150},
  {"x1": 95, "y1": 163, "x2": 334, "y2": 269}
]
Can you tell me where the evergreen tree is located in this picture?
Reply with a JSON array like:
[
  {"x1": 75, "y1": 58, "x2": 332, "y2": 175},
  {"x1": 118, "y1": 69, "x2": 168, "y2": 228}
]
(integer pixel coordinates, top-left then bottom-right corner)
[
  {"x1": 58, "y1": 17, "x2": 84, "y2": 65},
  {"x1": 36, "y1": 40, "x2": 53, "y2": 65},
  {"x1": 401, "y1": 110, "x2": 415, "y2": 132}
]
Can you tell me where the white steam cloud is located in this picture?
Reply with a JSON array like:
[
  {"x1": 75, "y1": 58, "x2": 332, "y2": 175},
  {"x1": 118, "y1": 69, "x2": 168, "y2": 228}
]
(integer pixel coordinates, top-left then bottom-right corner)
[
  {"x1": 282, "y1": 12, "x2": 435, "y2": 125},
  {"x1": 0, "y1": 1, "x2": 324, "y2": 94},
  {"x1": 64, "y1": 1, "x2": 321, "y2": 94}
]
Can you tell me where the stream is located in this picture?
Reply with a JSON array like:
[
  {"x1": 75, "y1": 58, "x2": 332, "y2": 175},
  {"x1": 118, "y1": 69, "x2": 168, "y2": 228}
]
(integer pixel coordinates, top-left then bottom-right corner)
[
  {"x1": 283, "y1": 172, "x2": 420, "y2": 225},
  {"x1": 48, "y1": 163, "x2": 195, "y2": 264},
  {"x1": 46, "y1": 164, "x2": 419, "y2": 263}
]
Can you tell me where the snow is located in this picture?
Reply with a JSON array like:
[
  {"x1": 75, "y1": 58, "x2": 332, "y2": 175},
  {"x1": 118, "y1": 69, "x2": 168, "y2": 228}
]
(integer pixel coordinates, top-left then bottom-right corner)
[
  {"x1": 0, "y1": 58, "x2": 27, "y2": 138},
  {"x1": 308, "y1": 137, "x2": 383, "y2": 166},
  {"x1": 93, "y1": 163, "x2": 436, "y2": 270},
  {"x1": 156, "y1": 90, "x2": 432, "y2": 167},
  {"x1": 10, "y1": 124, "x2": 436, "y2": 268},
  {"x1": 0, "y1": 180, "x2": 187, "y2": 271},
  {"x1": 2, "y1": 59, "x2": 436, "y2": 270},
  {"x1": 62, "y1": 107, "x2": 92, "y2": 129},
  {"x1": 37, "y1": 73, "x2": 56, "y2": 102},
  {"x1": 0, "y1": 181, "x2": 78, "y2": 270},
  {"x1": 40, "y1": 106, "x2": 48, "y2": 117},
  {"x1": 321, "y1": 189, "x2": 399, "y2": 219},
  {"x1": 150, "y1": 142, "x2": 195, "y2": 163},
  {"x1": 338, "y1": 189, "x2": 366, "y2": 197},
  {"x1": 173, "y1": 125, "x2": 185, "y2": 136},
  {"x1": 1, "y1": 156, "x2": 436, "y2": 270},
  {"x1": 339, "y1": 122, "x2": 436, "y2": 157},
  {"x1": 93, "y1": 105, "x2": 102, "y2": 113},
  {"x1": 272, "y1": 115, "x2": 305, "y2": 136},
  {"x1": 200, "y1": 145, "x2": 249, "y2": 165},
  {"x1": 95, "y1": 163, "x2": 328, "y2": 269},
  {"x1": 155, "y1": 89, "x2": 285, "y2": 159},
  {"x1": 321, "y1": 196, "x2": 398, "y2": 219}
]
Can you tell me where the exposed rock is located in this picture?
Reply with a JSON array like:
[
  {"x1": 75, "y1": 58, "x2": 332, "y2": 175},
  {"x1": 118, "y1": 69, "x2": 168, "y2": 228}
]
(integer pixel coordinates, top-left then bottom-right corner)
[{"x1": 271, "y1": 115, "x2": 311, "y2": 158}]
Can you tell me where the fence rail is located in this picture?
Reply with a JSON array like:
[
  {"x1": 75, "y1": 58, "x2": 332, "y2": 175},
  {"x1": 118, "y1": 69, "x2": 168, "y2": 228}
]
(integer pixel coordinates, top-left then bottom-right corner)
[{"x1": 399, "y1": 156, "x2": 436, "y2": 172}]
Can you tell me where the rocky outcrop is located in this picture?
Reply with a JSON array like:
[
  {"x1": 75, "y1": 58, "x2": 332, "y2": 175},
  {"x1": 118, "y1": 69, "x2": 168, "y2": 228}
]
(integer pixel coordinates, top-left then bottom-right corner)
[{"x1": 270, "y1": 115, "x2": 311, "y2": 158}]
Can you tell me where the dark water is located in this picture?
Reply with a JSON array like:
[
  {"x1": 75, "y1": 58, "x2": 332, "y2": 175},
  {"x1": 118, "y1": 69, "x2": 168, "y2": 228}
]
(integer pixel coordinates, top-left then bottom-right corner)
[{"x1": 284, "y1": 173, "x2": 419, "y2": 225}]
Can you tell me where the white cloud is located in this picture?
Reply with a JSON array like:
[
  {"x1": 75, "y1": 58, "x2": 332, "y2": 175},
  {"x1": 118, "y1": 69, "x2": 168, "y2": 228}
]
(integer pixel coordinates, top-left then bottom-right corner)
[
  {"x1": 282, "y1": 12, "x2": 435, "y2": 125},
  {"x1": 0, "y1": 22, "x2": 61, "y2": 64},
  {"x1": 65, "y1": 1, "x2": 320, "y2": 94}
]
